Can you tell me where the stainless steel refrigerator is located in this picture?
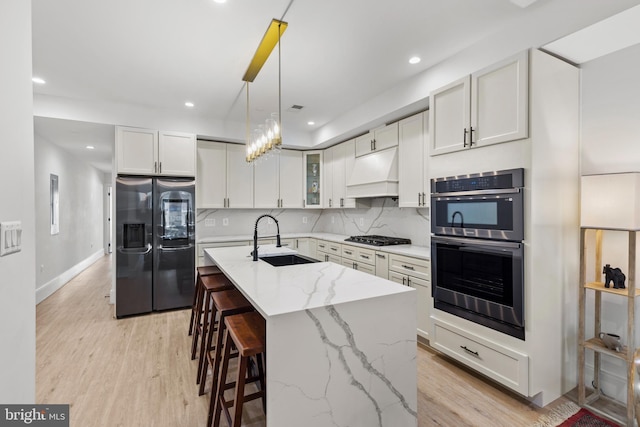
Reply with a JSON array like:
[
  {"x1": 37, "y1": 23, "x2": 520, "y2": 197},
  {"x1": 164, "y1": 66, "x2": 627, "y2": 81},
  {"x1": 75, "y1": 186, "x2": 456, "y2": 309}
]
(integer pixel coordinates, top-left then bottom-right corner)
[{"x1": 115, "y1": 176, "x2": 195, "y2": 318}]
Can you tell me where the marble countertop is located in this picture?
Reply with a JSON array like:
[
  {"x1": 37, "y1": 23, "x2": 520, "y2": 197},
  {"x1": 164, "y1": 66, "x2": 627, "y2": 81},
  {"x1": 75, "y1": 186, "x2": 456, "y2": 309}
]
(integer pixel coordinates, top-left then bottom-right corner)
[
  {"x1": 199, "y1": 232, "x2": 430, "y2": 260},
  {"x1": 205, "y1": 244, "x2": 414, "y2": 318}
]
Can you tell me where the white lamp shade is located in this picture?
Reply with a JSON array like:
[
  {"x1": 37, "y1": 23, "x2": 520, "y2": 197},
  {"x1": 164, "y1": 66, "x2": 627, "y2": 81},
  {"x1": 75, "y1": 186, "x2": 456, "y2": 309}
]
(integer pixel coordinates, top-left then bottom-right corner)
[{"x1": 581, "y1": 172, "x2": 640, "y2": 230}]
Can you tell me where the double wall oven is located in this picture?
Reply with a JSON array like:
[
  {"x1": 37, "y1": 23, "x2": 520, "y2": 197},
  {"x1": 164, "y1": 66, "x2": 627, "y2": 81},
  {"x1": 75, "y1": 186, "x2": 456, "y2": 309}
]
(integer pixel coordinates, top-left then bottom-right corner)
[{"x1": 430, "y1": 168, "x2": 525, "y2": 340}]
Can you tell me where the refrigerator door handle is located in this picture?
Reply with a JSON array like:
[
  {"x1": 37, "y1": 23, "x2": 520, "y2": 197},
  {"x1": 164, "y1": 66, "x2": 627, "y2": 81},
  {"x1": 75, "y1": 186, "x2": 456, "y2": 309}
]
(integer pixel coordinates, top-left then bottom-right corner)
[{"x1": 117, "y1": 243, "x2": 152, "y2": 255}]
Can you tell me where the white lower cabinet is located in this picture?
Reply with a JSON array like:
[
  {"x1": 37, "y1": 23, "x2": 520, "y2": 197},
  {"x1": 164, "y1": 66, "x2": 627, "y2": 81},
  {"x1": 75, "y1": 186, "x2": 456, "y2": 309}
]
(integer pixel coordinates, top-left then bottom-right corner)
[
  {"x1": 295, "y1": 238, "x2": 316, "y2": 259},
  {"x1": 388, "y1": 254, "x2": 431, "y2": 340},
  {"x1": 316, "y1": 240, "x2": 341, "y2": 263},
  {"x1": 374, "y1": 251, "x2": 389, "y2": 279},
  {"x1": 431, "y1": 318, "x2": 529, "y2": 395}
]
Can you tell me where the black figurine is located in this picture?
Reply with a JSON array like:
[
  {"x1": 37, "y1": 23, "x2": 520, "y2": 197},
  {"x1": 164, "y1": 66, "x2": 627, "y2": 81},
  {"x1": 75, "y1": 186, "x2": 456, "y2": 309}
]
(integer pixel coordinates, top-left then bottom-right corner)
[{"x1": 603, "y1": 264, "x2": 626, "y2": 289}]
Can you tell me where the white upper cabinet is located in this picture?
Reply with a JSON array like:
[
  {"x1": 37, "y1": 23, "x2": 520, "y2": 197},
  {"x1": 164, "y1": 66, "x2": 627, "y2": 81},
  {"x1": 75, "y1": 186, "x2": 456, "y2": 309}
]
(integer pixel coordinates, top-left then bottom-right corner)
[
  {"x1": 116, "y1": 126, "x2": 158, "y2": 175},
  {"x1": 430, "y1": 51, "x2": 528, "y2": 156},
  {"x1": 303, "y1": 151, "x2": 322, "y2": 208},
  {"x1": 158, "y1": 131, "x2": 196, "y2": 176},
  {"x1": 355, "y1": 122, "x2": 399, "y2": 157},
  {"x1": 116, "y1": 126, "x2": 195, "y2": 176},
  {"x1": 225, "y1": 144, "x2": 254, "y2": 208},
  {"x1": 323, "y1": 140, "x2": 366, "y2": 209},
  {"x1": 196, "y1": 141, "x2": 253, "y2": 209},
  {"x1": 398, "y1": 112, "x2": 428, "y2": 208},
  {"x1": 278, "y1": 150, "x2": 303, "y2": 208},
  {"x1": 254, "y1": 150, "x2": 303, "y2": 209},
  {"x1": 197, "y1": 140, "x2": 227, "y2": 208}
]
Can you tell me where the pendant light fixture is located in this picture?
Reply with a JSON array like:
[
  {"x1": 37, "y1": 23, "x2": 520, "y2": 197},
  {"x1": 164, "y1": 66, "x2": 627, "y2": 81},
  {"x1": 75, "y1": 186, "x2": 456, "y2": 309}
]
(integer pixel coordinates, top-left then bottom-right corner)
[{"x1": 243, "y1": 19, "x2": 287, "y2": 163}]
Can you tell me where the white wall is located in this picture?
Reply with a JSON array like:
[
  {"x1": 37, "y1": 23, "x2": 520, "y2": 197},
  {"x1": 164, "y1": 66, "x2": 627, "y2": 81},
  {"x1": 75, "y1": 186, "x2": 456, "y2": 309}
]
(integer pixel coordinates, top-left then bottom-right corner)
[
  {"x1": 33, "y1": 134, "x2": 104, "y2": 301},
  {"x1": 0, "y1": 0, "x2": 36, "y2": 403}
]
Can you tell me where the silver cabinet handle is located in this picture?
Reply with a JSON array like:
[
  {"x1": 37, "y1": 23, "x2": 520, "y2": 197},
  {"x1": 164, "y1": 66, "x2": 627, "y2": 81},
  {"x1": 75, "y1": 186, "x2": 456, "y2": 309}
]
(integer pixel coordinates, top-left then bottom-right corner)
[{"x1": 401, "y1": 264, "x2": 415, "y2": 270}]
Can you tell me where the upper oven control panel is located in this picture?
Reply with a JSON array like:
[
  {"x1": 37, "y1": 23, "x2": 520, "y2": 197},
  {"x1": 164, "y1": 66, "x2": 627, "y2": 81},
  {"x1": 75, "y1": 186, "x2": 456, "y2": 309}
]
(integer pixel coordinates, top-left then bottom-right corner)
[{"x1": 431, "y1": 168, "x2": 524, "y2": 194}]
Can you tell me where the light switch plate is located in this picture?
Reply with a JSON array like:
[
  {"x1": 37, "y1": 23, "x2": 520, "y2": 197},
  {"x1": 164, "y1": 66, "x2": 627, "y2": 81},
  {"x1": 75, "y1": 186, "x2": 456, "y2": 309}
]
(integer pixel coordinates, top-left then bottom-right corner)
[{"x1": 0, "y1": 221, "x2": 22, "y2": 256}]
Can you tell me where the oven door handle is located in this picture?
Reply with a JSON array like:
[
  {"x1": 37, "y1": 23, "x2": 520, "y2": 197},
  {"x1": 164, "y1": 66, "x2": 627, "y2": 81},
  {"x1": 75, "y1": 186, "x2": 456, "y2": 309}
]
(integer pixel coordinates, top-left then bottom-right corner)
[
  {"x1": 432, "y1": 188, "x2": 521, "y2": 198},
  {"x1": 432, "y1": 235, "x2": 522, "y2": 250}
]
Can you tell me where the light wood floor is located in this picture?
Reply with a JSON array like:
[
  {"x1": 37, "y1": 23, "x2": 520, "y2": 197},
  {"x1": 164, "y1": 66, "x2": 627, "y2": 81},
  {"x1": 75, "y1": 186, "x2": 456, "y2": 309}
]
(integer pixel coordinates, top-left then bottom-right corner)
[{"x1": 37, "y1": 255, "x2": 571, "y2": 427}]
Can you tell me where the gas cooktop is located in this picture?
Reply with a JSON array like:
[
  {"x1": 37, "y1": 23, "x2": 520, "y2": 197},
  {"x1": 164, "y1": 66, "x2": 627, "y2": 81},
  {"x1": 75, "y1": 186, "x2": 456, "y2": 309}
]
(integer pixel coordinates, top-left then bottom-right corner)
[{"x1": 344, "y1": 235, "x2": 411, "y2": 246}]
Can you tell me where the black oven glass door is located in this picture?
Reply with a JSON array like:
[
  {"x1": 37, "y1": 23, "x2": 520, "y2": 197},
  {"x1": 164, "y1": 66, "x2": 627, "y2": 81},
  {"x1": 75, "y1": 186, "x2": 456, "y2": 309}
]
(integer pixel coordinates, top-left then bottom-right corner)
[
  {"x1": 431, "y1": 235, "x2": 524, "y2": 340},
  {"x1": 431, "y1": 190, "x2": 523, "y2": 241}
]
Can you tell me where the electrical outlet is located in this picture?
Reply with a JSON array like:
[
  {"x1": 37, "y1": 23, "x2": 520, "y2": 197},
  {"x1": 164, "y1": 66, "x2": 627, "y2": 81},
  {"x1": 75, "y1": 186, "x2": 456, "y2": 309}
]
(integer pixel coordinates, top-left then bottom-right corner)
[
  {"x1": 302, "y1": 216, "x2": 308, "y2": 224},
  {"x1": 205, "y1": 218, "x2": 216, "y2": 227},
  {"x1": 359, "y1": 218, "x2": 364, "y2": 226},
  {"x1": 223, "y1": 218, "x2": 229, "y2": 226}
]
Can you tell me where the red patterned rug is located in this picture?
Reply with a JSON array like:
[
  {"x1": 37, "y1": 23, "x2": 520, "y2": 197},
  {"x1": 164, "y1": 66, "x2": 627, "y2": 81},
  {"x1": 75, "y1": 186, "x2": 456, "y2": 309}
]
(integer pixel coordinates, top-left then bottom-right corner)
[{"x1": 532, "y1": 402, "x2": 620, "y2": 427}]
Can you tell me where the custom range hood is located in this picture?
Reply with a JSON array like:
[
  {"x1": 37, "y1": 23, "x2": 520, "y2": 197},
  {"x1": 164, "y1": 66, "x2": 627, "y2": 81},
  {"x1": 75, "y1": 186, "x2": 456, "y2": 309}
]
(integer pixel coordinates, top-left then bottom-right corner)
[{"x1": 346, "y1": 147, "x2": 398, "y2": 198}]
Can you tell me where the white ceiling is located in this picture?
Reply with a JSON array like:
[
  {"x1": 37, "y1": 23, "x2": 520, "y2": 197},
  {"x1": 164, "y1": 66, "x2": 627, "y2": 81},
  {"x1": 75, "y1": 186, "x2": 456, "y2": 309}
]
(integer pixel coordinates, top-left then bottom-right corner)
[{"x1": 31, "y1": 0, "x2": 640, "y2": 173}]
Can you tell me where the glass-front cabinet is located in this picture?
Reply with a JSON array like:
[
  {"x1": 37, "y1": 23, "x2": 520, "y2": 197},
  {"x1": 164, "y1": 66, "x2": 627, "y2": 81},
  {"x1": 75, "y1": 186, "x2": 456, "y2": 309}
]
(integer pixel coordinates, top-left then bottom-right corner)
[{"x1": 303, "y1": 151, "x2": 322, "y2": 208}]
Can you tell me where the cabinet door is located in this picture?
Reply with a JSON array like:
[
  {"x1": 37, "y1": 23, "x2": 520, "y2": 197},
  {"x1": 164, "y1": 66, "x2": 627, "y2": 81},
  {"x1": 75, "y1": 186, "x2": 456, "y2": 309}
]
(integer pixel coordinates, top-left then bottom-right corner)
[
  {"x1": 158, "y1": 131, "x2": 196, "y2": 176},
  {"x1": 408, "y1": 275, "x2": 430, "y2": 340},
  {"x1": 354, "y1": 262, "x2": 376, "y2": 275},
  {"x1": 322, "y1": 147, "x2": 334, "y2": 208},
  {"x1": 429, "y1": 76, "x2": 471, "y2": 156},
  {"x1": 279, "y1": 150, "x2": 303, "y2": 208},
  {"x1": 226, "y1": 144, "x2": 254, "y2": 208},
  {"x1": 253, "y1": 155, "x2": 279, "y2": 208},
  {"x1": 373, "y1": 122, "x2": 399, "y2": 152},
  {"x1": 303, "y1": 152, "x2": 322, "y2": 208},
  {"x1": 354, "y1": 132, "x2": 372, "y2": 157},
  {"x1": 341, "y1": 139, "x2": 358, "y2": 208},
  {"x1": 196, "y1": 141, "x2": 227, "y2": 208},
  {"x1": 398, "y1": 112, "x2": 425, "y2": 207},
  {"x1": 471, "y1": 51, "x2": 528, "y2": 148},
  {"x1": 389, "y1": 271, "x2": 410, "y2": 286},
  {"x1": 375, "y1": 251, "x2": 389, "y2": 279},
  {"x1": 332, "y1": 143, "x2": 347, "y2": 208},
  {"x1": 116, "y1": 126, "x2": 157, "y2": 175}
]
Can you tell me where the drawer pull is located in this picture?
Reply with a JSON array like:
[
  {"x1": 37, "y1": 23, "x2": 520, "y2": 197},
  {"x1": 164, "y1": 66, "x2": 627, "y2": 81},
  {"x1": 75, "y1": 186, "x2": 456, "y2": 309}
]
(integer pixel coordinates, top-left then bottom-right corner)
[
  {"x1": 376, "y1": 253, "x2": 386, "y2": 258},
  {"x1": 345, "y1": 251, "x2": 352, "y2": 255},
  {"x1": 331, "y1": 247, "x2": 338, "y2": 251},
  {"x1": 360, "y1": 255, "x2": 370, "y2": 259},
  {"x1": 401, "y1": 264, "x2": 415, "y2": 270},
  {"x1": 460, "y1": 345, "x2": 479, "y2": 357}
]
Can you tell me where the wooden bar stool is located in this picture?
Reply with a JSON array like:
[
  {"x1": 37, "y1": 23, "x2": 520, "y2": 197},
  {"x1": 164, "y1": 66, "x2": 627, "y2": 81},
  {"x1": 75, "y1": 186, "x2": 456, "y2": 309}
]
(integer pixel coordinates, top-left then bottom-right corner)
[
  {"x1": 188, "y1": 265, "x2": 223, "y2": 336},
  {"x1": 197, "y1": 288, "x2": 254, "y2": 395},
  {"x1": 190, "y1": 273, "x2": 234, "y2": 363},
  {"x1": 210, "y1": 311, "x2": 266, "y2": 427}
]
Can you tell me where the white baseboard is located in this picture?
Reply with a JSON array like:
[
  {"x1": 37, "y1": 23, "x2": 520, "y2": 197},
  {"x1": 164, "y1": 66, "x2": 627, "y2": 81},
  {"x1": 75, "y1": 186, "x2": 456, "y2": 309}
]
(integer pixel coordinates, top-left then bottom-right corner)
[
  {"x1": 36, "y1": 250, "x2": 104, "y2": 304},
  {"x1": 583, "y1": 362, "x2": 628, "y2": 403}
]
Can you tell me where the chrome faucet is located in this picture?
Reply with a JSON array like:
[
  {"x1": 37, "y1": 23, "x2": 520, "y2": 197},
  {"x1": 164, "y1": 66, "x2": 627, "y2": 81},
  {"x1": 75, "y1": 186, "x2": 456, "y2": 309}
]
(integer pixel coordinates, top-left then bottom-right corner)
[{"x1": 253, "y1": 214, "x2": 281, "y2": 261}]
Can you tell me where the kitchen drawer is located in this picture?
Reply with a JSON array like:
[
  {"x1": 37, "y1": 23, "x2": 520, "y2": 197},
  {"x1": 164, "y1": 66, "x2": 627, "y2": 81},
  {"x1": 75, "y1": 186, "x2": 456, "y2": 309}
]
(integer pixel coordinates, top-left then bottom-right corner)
[
  {"x1": 353, "y1": 261, "x2": 375, "y2": 275},
  {"x1": 318, "y1": 241, "x2": 341, "y2": 255},
  {"x1": 355, "y1": 247, "x2": 375, "y2": 265},
  {"x1": 341, "y1": 244, "x2": 357, "y2": 261},
  {"x1": 431, "y1": 319, "x2": 528, "y2": 395},
  {"x1": 388, "y1": 253, "x2": 430, "y2": 281},
  {"x1": 319, "y1": 253, "x2": 341, "y2": 264}
]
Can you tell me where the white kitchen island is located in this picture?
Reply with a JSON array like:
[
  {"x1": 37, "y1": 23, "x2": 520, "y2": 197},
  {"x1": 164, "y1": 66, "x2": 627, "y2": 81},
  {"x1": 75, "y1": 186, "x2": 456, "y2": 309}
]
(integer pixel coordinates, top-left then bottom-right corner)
[{"x1": 205, "y1": 245, "x2": 417, "y2": 427}]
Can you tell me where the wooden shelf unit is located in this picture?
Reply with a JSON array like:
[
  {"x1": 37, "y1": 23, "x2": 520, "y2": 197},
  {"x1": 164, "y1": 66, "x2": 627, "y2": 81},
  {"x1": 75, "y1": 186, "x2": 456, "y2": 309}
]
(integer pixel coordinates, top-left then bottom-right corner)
[{"x1": 578, "y1": 227, "x2": 638, "y2": 427}]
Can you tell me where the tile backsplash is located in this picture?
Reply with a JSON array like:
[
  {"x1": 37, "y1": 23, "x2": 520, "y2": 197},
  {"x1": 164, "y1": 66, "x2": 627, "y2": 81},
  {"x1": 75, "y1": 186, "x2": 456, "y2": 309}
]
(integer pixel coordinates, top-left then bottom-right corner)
[{"x1": 197, "y1": 198, "x2": 430, "y2": 247}]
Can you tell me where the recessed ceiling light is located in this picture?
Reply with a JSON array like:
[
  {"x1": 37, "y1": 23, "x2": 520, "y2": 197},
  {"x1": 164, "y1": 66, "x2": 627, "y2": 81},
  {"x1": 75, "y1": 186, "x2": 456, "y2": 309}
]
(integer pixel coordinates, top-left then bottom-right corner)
[
  {"x1": 86, "y1": 145, "x2": 95, "y2": 150},
  {"x1": 409, "y1": 56, "x2": 421, "y2": 65},
  {"x1": 185, "y1": 102, "x2": 194, "y2": 108},
  {"x1": 32, "y1": 77, "x2": 46, "y2": 84},
  {"x1": 213, "y1": 0, "x2": 227, "y2": 3},
  {"x1": 307, "y1": 121, "x2": 315, "y2": 126}
]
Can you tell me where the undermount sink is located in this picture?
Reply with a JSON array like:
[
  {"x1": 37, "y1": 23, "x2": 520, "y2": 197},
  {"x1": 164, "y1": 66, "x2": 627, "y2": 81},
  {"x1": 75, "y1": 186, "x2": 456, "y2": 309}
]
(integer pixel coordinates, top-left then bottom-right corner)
[{"x1": 259, "y1": 254, "x2": 318, "y2": 267}]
